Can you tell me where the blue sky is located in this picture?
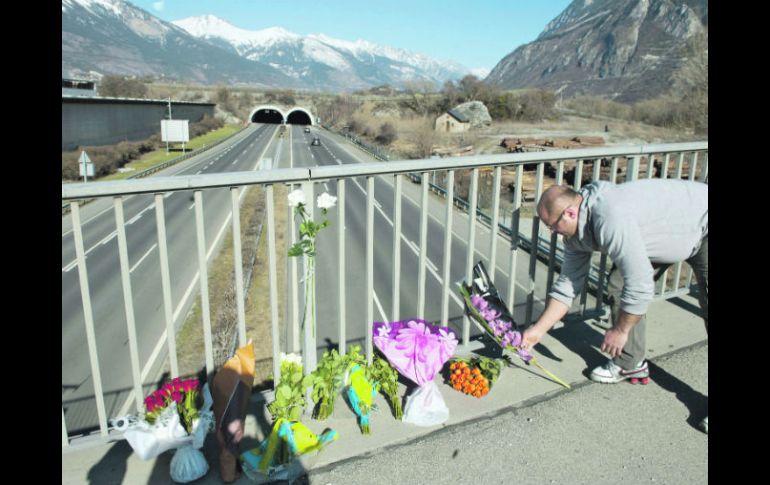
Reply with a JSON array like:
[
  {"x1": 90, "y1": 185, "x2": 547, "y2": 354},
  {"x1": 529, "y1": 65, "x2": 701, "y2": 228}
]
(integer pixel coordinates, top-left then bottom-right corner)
[{"x1": 129, "y1": 0, "x2": 572, "y2": 74}]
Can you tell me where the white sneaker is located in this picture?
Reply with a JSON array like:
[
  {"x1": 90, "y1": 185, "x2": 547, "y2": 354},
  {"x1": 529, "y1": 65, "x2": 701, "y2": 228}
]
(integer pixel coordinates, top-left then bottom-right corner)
[{"x1": 590, "y1": 359, "x2": 650, "y2": 384}]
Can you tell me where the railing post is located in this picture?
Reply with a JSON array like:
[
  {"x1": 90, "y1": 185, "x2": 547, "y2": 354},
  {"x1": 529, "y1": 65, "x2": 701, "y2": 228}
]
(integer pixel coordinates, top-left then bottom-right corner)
[
  {"x1": 154, "y1": 193, "x2": 179, "y2": 377},
  {"x1": 366, "y1": 176, "x2": 375, "y2": 364},
  {"x1": 526, "y1": 163, "x2": 545, "y2": 324},
  {"x1": 114, "y1": 196, "x2": 143, "y2": 413},
  {"x1": 417, "y1": 172, "x2": 429, "y2": 318},
  {"x1": 488, "y1": 166, "x2": 502, "y2": 281},
  {"x1": 193, "y1": 190, "x2": 215, "y2": 376},
  {"x1": 337, "y1": 178, "x2": 346, "y2": 355},
  {"x1": 392, "y1": 174, "x2": 402, "y2": 321},
  {"x1": 464, "y1": 168, "x2": 479, "y2": 346},
  {"x1": 441, "y1": 170, "x2": 455, "y2": 327},
  {"x1": 70, "y1": 201, "x2": 109, "y2": 437},
  {"x1": 265, "y1": 185, "x2": 281, "y2": 389},
  {"x1": 231, "y1": 187, "x2": 247, "y2": 348},
  {"x1": 301, "y1": 182, "x2": 317, "y2": 372}
]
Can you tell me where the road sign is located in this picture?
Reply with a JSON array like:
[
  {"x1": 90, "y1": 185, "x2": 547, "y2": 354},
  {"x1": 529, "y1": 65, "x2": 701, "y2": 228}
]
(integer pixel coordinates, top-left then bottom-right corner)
[{"x1": 79, "y1": 151, "x2": 94, "y2": 181}]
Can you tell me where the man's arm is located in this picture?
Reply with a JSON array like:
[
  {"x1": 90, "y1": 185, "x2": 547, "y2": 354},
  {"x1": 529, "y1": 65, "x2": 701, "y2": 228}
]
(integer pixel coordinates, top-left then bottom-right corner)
[
  {"x1": 601, "y1": 310, "x2": 642, "y2": 358},
  {"x1": 521, "y1": 298, "x2": 570, "y2": 350}
]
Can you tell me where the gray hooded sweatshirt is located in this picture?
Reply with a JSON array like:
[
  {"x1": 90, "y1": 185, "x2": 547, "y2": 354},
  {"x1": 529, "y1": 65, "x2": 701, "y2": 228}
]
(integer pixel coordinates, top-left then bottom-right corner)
[{"x1": 549, "y1": 179, "x2": 708, "y2": 315}]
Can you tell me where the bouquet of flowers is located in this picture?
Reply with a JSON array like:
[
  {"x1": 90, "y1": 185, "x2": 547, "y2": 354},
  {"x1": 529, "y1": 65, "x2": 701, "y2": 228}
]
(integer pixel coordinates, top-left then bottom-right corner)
[
  {"x1": 373, "y1": 319, "x2": 458, "y2": 426},
  {"x1": 112, "y1": 378, "x2": 214, "y2": 483},
  {"x1": 446, "y1": 356, "x2": 504, "y2": 398},
  {"x1": 459, "y1": 261, "x2": 571, "y2": 390},
  {"x1": 266, "y1": 353, "x2": 313, "y2": 422},
  {"x1": 241, "y1": 353, "x2": 337, "y2": 482},
  {"x1": 306, "y1": 348, "x2": 347, "y2": 421}
]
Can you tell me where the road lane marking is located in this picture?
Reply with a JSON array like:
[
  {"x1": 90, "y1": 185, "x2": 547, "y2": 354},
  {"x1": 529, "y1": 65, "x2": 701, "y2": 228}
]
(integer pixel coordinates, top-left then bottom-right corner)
[{"x1": 130, "y1": 244, "x2": 157, "y2": 273}]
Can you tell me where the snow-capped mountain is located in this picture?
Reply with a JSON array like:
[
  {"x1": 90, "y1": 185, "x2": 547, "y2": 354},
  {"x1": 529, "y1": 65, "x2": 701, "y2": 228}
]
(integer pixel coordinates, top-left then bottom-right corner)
[
  {"x1": 173, "y1": 15, "x2": 470, "y2": 91},
  {"x1": 62, "y1": 0, "x2": 298, "y2": 87}
]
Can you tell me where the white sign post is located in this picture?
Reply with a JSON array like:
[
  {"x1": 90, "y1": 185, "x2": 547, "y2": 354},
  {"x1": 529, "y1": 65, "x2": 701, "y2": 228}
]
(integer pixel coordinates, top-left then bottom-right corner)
[{"x1": 79, "y1": 151, "x2": 94, "y2": 182}]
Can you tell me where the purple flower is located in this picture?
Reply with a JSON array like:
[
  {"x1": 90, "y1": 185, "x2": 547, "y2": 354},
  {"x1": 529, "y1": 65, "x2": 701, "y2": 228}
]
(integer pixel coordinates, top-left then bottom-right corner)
[
  {"x1": 507, "y1": 330, "x2": 522, "y2": 348},
  {"x1": 517, "y1": 348, "x2": 533, "y2": 363},
  {"x1": 481, "y1": 308, "x2": 501, "y2": 322},
  {"x1": 471, "y1": 294, "x2": 488, "y2": 311}
]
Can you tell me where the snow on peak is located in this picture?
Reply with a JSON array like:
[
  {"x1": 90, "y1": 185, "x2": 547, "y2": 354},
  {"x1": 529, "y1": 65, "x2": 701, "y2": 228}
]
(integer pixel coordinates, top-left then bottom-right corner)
[
  {"x1": 63, "y1": 0, "x2": 124, "y2": 17},
  {"x1": 173, "y1": 15, "x2": 300, "y2": 47}
]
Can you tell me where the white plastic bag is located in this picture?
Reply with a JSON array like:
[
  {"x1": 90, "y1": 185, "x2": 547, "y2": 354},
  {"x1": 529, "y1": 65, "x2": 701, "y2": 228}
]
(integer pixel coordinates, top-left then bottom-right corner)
[
  {"x1": 402, "y1": 380, "x2": 449, "y2": 426},
  {"x1": 170, "y1": 443, "x2": 209, "y2": 483},
  {"x1": 123, "y1": 404, "x2": 191, "y2": 460}
]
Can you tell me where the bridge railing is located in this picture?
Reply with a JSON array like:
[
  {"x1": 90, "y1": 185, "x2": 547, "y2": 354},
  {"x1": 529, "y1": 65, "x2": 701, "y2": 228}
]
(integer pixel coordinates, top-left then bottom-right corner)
[{"x1": 61, "y1": 141, "x2": 708, "y2": 447}]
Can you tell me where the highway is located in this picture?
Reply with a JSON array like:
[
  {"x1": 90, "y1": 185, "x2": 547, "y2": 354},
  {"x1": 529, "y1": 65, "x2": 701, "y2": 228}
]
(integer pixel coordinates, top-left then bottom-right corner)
[{"x1": 62, "y1": 122, "x2": 557, "y2": 437}]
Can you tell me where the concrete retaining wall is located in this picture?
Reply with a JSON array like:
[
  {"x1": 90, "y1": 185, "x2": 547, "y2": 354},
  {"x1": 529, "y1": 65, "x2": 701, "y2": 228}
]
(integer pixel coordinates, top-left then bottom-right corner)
[{"x1": 62, "y1": 96, "x2": 215, "y2": 150}]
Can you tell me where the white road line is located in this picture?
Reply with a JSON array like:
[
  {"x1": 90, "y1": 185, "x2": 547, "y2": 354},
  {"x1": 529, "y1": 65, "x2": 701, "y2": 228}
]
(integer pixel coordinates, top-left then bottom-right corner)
[
  {"x1": 130, "y1": 243, "x2": 157, "y2": 273},
  {"x1": 324, "y1": 183, "x2": 329, "y2": 191},
  {"x1": 101, "y1": 231, "x2": 117, "y2": 245},
  {"x1": 189, "y1": 203, "x2": 195, "y2": 211},
  {"x1": 373, "y1": 290, "x2": 389, "y2": 323},
  {"x1": 350, "y1": 179, "x2": 464, "y2": 308},
  {"x1": 62, "y1": 259, "x2": 79, "y2": 273}
]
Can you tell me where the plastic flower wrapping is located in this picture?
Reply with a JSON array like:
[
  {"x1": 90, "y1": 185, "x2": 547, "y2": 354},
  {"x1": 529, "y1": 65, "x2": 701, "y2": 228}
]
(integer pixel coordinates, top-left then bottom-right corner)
[
  {"x1": 373, "y1": 319, "x2": 458, "y2": 426},
  {"x1": 111, "y1": 378, "x2": 215, "y2": 483},
  {"x1": 460, "y1": 261, "x2": 571, "y2": 390},
  {"x1": 240, "y1": 418, "x2": 337, "y2": 483}
]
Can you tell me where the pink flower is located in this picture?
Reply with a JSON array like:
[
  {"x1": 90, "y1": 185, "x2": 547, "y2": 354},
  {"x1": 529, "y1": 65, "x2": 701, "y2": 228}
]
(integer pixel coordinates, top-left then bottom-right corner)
[{"x1": 171, "y1": 391, "x2": 183, "y2": 403}]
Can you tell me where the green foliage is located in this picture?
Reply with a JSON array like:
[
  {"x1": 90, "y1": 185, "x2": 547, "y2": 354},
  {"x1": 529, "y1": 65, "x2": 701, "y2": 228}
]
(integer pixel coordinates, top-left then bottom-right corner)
[
  {"x1": 266, "y1": 357, "x2": 312, "y2": 422},
  {"x1": 368, "y1": 356, "x2": 402, "y2": 420},
  {"x1": 307, "y1": 349, "x2": 347, "y2": 420},
  {"x1": 99, "y1": 75, "x2": 148, "y2": 98}
]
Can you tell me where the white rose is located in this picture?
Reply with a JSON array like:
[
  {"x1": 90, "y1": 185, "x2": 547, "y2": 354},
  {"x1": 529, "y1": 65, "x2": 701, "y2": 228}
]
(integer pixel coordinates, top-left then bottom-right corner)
[
  {"x1": 316, "y1": 192, "x2": 337, "y2": 210},
  {"x1": 287, "y1": 189, "x2": 306, "y2": 207},
  {"x1": 280, "y1": 352, "x2": 303, "y2": 366}
]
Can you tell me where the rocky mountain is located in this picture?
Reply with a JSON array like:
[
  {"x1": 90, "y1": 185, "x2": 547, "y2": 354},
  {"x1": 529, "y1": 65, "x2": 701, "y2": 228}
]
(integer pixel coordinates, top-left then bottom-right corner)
[
  {"x1": 485, "y1": 0, "x2": 708, "y2": 102},
  {"x1": 62, "y1": 0, "x2": 300, "y2": 87},
  {"x1": 172, "y1": 15, "x2": 470, "y2": 92}
]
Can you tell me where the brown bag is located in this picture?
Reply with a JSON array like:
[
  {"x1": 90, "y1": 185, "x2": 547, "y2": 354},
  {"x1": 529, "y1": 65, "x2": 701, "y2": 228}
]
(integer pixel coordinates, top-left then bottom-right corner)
[{"x1": 211, "y1": 341, "x2": 256, "y2": 483}]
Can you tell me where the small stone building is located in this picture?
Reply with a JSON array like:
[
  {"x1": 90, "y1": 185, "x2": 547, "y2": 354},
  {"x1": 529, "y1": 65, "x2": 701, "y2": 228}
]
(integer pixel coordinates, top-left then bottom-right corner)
[
  {"x1": 435, "y1": 101, "x2": 492, "y2": 132},
  {"x1": 435, "y1": 109, "x2": 469, "y2": 133}
]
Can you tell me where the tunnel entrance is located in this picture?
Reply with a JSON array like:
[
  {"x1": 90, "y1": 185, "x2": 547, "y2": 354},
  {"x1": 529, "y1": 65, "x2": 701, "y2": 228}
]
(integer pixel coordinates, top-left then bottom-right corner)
[
  {"x1": 286, "y1": 110, "x2": 312, "y2": 125},
  {"x1": 251, "y1": 109, "x2": 284, "y2": 124}
]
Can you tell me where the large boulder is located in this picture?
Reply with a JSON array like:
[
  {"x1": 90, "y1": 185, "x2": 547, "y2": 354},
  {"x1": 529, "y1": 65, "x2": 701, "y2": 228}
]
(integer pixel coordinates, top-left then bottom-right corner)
[{"x1": 452, "y1": 101, "x2": 492, "y2": 129}]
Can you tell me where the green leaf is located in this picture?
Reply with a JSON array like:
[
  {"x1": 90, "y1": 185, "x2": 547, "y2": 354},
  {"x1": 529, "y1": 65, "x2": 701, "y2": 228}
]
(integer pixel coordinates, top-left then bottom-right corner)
[{"x1": 278, "y1": 385, "x2": 292, "y2": 400}]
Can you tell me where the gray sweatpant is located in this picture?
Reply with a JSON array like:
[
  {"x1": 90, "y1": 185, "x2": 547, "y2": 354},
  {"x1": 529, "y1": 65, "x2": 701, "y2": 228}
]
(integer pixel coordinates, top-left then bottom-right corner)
[{"x1": 610, "y1": 236, "x2": 708, "y2": 370}]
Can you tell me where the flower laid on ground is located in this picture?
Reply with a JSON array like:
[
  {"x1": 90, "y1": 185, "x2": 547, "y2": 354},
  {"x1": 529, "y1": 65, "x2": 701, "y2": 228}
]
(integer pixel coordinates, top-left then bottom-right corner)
[
  {"x1": 368, "y1": 356, "x2": 403, "y2": 420},
  {"x1": 373, "y1": 320, "x2": 458, "y2": 426},
  {"x1": 446, "y1": 356, "x2": 504, "y2": 398},
  {"x1": 460, "y1": 284, "x2": 570, "y2": 389},
  {"x1": 267, "y1": 352, "x2": 314, "y2": 422},
  {"x1": 307, "y1": 348, "x2": 348, "y2": 421},
  {"x1": 240, "y1": 418, "x2": 338, "y2": 483},
  {"x1": 287, "y1": 189, "x2": 337, "y2": 337},
  {"x1": 345, "y1": 362, "x2": 378, "y2": 435}
]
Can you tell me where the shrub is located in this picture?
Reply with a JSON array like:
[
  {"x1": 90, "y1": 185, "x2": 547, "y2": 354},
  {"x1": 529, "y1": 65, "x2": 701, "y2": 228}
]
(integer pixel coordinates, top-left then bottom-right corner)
[{"x1": 375, "y1": 123, "x2": 397, "y2": 145}]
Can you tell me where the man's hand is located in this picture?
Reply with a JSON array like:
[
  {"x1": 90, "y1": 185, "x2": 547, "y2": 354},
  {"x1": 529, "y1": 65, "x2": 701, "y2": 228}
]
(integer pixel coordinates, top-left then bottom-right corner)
[
  {"x1": 521, "y1": 325, "x2": 546, "y2": 351},
  {"x1": 601, "y1": 327, "x2": 629, "y2": 358}
]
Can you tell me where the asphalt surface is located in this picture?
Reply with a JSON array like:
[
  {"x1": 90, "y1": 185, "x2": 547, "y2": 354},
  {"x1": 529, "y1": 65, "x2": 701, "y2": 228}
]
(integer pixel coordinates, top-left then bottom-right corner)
[{"x1": 304, "y1": 342, "x2": 708, "y2": 485}]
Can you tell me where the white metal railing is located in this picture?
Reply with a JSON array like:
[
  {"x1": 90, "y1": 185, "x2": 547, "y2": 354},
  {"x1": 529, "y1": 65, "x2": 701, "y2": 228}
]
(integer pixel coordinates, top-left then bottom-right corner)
[{"x1": 61, "y1": 141, "x2": 708, "y2": 446}]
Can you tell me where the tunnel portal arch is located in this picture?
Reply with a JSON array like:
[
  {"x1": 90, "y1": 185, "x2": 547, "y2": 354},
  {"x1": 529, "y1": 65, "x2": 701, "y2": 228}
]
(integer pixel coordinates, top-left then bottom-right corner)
[
  {"x1": 249, "y1": 105, "x2": 286, "y2": 124},
  {"x1": 286, "y1": 108, "x2": 314, "y2": 125}
]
